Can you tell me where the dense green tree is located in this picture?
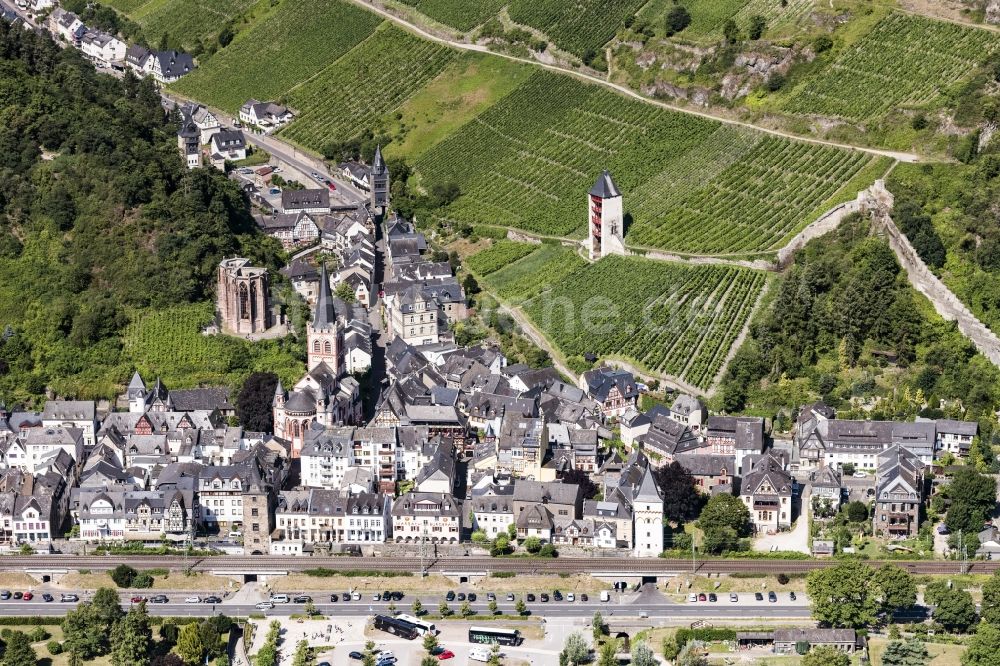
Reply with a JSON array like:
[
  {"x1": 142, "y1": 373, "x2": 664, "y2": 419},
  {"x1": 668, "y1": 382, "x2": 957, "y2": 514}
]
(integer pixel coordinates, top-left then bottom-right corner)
[
  {"x1": 597, "y1": 639, "x2": 618, "y2": 666},
  {"x1": 874, "y1": 564, "x2": 917, "y2": 610},
  {"x1": 654, "y1": 461, "x2": 703, "y2": 524},
  {"x1": 675, "y1": 643, "x2": 707, "y2": 666},
  {"x1": 175, "y1": 623, "x2": 205, "y2": 666},
  {"x1": 722, "y1": 19, "x2": 741, "y2": 43},
  {"x1": 748, "y1": 15, "x2": 767, "y2": 40},
  {"x1": 964, "y1": 621, "x2": 1000, "y2": 665},
  {"x1": 515, "y1": 598, "x2": 527, "y2": 615},
  {"x1": 1, "y1": 631, "x2": 37, "y2": 666},
  {"x1": 982, "y1": 573, "x2": 1000, "y2": 624},
  {"x1": 946, "y1": 468, "x2": 997, "y2": 533},
  {"x1": 664, "y1": 5, "x2": 691, "y2": 36},
  {"x1": 63, "y1": 604, "x2": 106, "y2": 658},
  {"x1": 933, "y1": 588, "x2": 977, "y2": 632},
  {"x1": 631, "y1": 640, "x2": 656, "y2": 666},
  {"x1": 881, "y1": 638, "x2": 930, "y2": 666},
  {"x1": 423, "y1": 632, "x2": 439, "y2": 654},
  {"x1": 292, "y1": 640, "x2": 312, "y2": 666},
  {"x1": 802, "y1": 646, "x2": 849, "y2": 666},
  {"x1": 236, "y1": 372, "x2": 279, "y2": 432},
  {"x1": 697, "y1": 494, "x2": 751, "y2": 554},
  {"x1": 592, "y1": 611, "x2": 605, "y2": 643},
  {"x1": 110, "y1": 564, "x2": 138, "y2": 588},
  {"x1": 111, "y1": 601, "x2": 152, "y2": 666},
  {"x1": 524, "y1": 536, "x2": 542, "y2": 554},
  {"x1": 806, "y1": 561, "x2": 879, "y2": 628},
  {"x1": 562, "y1": 632, "x2": 589, "y2": 666}
]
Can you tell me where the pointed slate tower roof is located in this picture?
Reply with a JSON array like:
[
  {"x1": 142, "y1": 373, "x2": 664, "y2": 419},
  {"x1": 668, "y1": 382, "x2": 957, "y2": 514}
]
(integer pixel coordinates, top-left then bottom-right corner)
[
  {"x1": 372, "y1": 144, "x2": 386, "y2": 174},
  {"x1": 589, "y1": 170, "x2": 621, "y2": 199},
  {"x1": 313, "y1": 262, "x2": 336, "y2": 329},
  {"x1": 634, "y1": 464, "x2": 663, "y2": 502},
  {"x1": 272, "y1": 379, "x2": 284, "y2": 407},
  {"x1": 127, "y1": 371, "x2": 146, "y2": 398}
]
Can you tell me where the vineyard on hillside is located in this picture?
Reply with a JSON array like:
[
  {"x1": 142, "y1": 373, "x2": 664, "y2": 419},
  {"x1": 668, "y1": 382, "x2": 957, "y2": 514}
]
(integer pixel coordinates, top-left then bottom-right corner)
[
  {"x1": 466, "y1": 240, "x2": 539, "y2": 276},
  {"x1": 170, "y1": 0, "x2": 381, "y2": 112},
  {"x1": 397, "y1": 0, "x2": 505, "y2": 30},
  {"x1": 483, "y1": 244, "x2": 588, "y2": 303},
  {"x1": 638, "y1": 0, "x2": 814, "y2": 41},
  {"x1": 785, "y1": 13, "x2": 999, "y2": 120},
  {"x1": 282, "y1": 26, "x2": 454, "y2": 149},
  {"x1": 522, "y1": 257, "x2": 768, "y2": 389},
  {"x1": 507, "y1": 0, "x2": 646, "y2": 57},
  {"x1": 122, "y1": 302, "x2": 304, "y2": 390},
  {"x1": 416, "y1": 70, "x2": 875, "y2": 253},
  {"x1": 107, "y1": 0, "x2": 260, "y2": 48}
]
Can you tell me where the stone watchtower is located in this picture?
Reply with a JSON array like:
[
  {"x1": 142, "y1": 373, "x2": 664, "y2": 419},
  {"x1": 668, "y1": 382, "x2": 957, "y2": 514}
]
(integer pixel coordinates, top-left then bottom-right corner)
[
  {"x1": 588, "y1": 170, "x2": 626, "y2": 261},
  {"x1": 371, "y1": 144, "x2": 390, "y2": 212},
  {"x1": 217, "y1": 257, "x2": 272, "y2": 335}
]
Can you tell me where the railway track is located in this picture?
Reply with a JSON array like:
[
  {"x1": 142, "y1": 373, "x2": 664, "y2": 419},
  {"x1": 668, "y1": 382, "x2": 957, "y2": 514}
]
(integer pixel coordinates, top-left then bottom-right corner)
[{"x1": 1, "y1": 555, "x2": 991, "y2": 575}]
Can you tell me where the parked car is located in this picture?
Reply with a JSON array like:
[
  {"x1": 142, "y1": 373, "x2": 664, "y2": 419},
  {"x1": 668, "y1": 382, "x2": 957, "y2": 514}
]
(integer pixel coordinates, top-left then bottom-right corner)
[
  {"x1": 150, "y1": 595, "x2": 169, "y2": 604},
  {"x1": 486, "y1": 593, "x2": 496, "y2": 602},
  {"x1": 754, "y1": 592, "x2": 764, "y2": 601},
  {"x1": 540, "y1": 593, "x2": 549, "y2": 602},
  {"x1": 372, "y1": 593, "x2": 382, "y2": 601},
  {"x1": 41, "y1": 594, "x2": 53, "y2": 603},
  {"x1": 255, "y1": 601, "x2": 274, "y2": 610},
  {"x1": 789, "y1": 592, "x2": 797, "y2": 601},
  {"x1": 553, "y1": 591, "x2": 562, "y2": 602},
  {"x1": 60, "y1": 594, "x2": 79, "y2": 603},
  {"x1": 456, "y1": 593, "x2": 466, "y2": 601},
  {"x1": 325, "y1": 180, "x2": 336, "y2": 191},
  {"x1": 330, "y1": 594, "x2": 339, "y2": 602},
  {"x1": 467, "y1": 593, "x2": 477, "y2": 602},
  {"x1": 349, "y1": 652, "x2": 363, "y2": 660},
  {"x1": 688, "y1": 593, "x2": 697, "y2": 602},
  {"x1": 130, "y1": 596, "x2": 146, "y2": 603},
  {"x1": 768, "y1": 592, "x2": 777, "y2": 603},
  {"x1": 853, "y1": 471, "x2": 867, "y2": 478},
  {"x1": 937, "y1": 524, "x2": 951, "y2": 535},
  {"x1": 0, "y1": 591, "x2": 11, "y2": 600},
  {"x1": 730, "y1": 593, "x2": 738, "y2": 602},
  {"x1": 343, "y1": 591, "x2": 352, "y2": 600},
  {"x1": 581, "y1": 594, "x2": 589, "y2": 602},
  {"x1": 185, "y1": 596, "x2": 201, "y2": 604},
  {"x1": 13, "y1": 592, "x2": 22, "y2": 600},
  {"x1": 21, "y1": 592, "x2": 32, "y2": 601},
  {"x1": 445, "y1": 591, "x2": 455, "y2": 601},
  {"x1": 437, "y1": 651, "x2": 455, "y2": 660},
  {"x1": 352, "y1": 592, "x2": 361, "y2": 601},
  {"x1": 506, "y1": 593, "x2": 515, "y2": 602},
  {"x1": 391, "y1": 592, "x2": 404, "y2": 601},
  {"x1": 567, "y1": 593, "x2": 575, "y2": 602},
  {"x1": 526, "y1": 594, "x2": 535, "y2": 602},
  {"x1": 708, "y1": 593, "x2": 717, "y2": 602},
  {"x1": 431, "y1": 647, "x2": 445, "y2": 656},
  {"x1": 294, "y1": 595, "x2": 312, "y2": 603},
  {"x1": 698, "y1": 593, "x2": 707, "y2": 601}
]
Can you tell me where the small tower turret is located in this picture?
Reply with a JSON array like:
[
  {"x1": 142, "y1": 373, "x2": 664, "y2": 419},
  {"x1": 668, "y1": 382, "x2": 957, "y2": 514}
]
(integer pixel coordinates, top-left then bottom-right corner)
[{"x1": 588, "y1": 170, "x2": 625, "y2": 261}]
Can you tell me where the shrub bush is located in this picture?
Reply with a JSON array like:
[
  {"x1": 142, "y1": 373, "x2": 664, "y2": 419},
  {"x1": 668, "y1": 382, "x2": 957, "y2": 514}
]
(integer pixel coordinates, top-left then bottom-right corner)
[{"x1": 47, "y1": 640, "x2": 63, "y2": 655}]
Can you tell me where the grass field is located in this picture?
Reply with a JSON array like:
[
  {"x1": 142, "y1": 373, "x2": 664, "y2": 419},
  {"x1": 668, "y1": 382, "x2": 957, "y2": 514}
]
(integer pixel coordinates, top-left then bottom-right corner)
[
  {"x1": 416, "y1": 70, "x2": 876, "y2": 253},
  {"x1": 397, "y1": 0, "x2": 506, "y2": 30},
  {"x1": 385, "y1": 54, "x2": 534, "y2": 160},
  {"x1": 868, "y1": 638, "x2": 965, "y2": 666},
  {"x1": 785, "y1": 12, "x2": 1000, "y2": 120},
  {"x1": 519, "y1": 255, "x2": 768, "y2": 389},
  {"x1": 281, "y1": 25, "x2": 454, "y2": 149},
  {"x1": 170, "y1": 0, "x2": 382, "y2": 112},
  {"x1": 107, "y1": 0, "x2": 261, "y2": 49}
]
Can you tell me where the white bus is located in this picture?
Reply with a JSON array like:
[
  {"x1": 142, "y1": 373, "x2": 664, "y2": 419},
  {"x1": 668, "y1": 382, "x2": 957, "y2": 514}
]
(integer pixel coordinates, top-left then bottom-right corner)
[{"x1": 394, "y1": 614, "x2": 437, "y2": 635}]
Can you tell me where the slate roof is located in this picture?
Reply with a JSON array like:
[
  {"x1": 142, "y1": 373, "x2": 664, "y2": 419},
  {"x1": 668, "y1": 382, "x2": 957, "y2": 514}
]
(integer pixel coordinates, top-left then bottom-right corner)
[
  {"x1": 282, "y1": 188, "x2": 330, "y2": 211},
  {"x1": 589, "y1": 170, "x2": 621, "y2": 199},
  {"x1": 168, "y1": 388, "x2": 233, "y2": 413},
  {"x1": 313, "y1": 263, "x2": 336, "y2": 329}
]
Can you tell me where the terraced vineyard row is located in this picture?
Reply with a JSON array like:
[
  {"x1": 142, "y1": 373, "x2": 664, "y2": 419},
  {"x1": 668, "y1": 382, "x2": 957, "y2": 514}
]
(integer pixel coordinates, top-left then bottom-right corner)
[
  {"x1": 522, "y1": 256, "x2": 767, "y2": 389},
  {"x1": 628, "y1": 133, "x2": 873, "y2": 254},
  {"x1": 416, "y1": 70, "x2": 874, "y2": 253},
  {"x1": 786, "y1": 13, "x2": 999, "y2": 120},
  {"x1": 397, "y1": 0, "x2": 506, "y2": 30},
  {"x1": 171, "y1": 0, "x2": 381, "y2": 112},
  {"x1": 642, "y1": 0, "x2": 814, "y2": 40},
  {"x1": 114, "y1": 0, "x2": 260, "y2": 48},
  {"x1": 282, "y1": 26, "x2": 454, "y2": 149},
  {"x1": 483, "y1": 244, "x2": 587, "y2": 302},
  {"x1": 507, "y1": 0, "x2": 646, "y2": 57},
  {"x1": 466, "y1": 240, "x2": 538, "y2": 276}
]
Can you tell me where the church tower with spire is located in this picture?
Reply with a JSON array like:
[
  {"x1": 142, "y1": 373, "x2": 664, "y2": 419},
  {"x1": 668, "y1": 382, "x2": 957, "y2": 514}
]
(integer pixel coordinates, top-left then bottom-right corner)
[
  {"x1": 588, "y1": 170, "x2": 626, "y2": 261},
  {"x1": 307, "y1": 263, "x2": 340, "y2": 373},
  {"x1": 371, "y1": 144, "x2": 390, "y2": 212}
]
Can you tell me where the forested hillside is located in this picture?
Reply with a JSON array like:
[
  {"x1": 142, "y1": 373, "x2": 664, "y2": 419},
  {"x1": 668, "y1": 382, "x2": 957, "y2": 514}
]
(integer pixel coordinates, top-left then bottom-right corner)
[
  {"x1": 0, "y1": 22, "x2": 298, "y2": 404},
  {"x1": 720, "y1": 213, "x2": 1000, "y2": 455}
]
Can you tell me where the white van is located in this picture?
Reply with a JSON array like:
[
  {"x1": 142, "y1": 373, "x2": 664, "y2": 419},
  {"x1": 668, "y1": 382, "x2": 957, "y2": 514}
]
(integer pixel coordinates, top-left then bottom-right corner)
[
  {"x1": 269, "y1": 594, "x2": 290, "y2": 604},
  {"x1": 600, "y1": 590, "x2": 610, "y2": 602},
  {"x1": 469, "y1": 647, "x2": 492, "y2": 662}
]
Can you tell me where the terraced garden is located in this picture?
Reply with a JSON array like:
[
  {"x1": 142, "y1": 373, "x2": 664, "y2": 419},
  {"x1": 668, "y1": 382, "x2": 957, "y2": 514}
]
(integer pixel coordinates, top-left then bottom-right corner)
[
  {"x1": 785, "y1": 13, "x2": 1000, "y2": 120},
  {"x1": 397, "y1": 0, "x2": 506, "y2": 31},
  {"x1": 416, "y1": 70, "x2": 878, "y2": 253},
  {"x1": 637, "y1": 0, "x2": 815, "y2": 41},
  {"x1": 170, "y1": 0, "x2": 382, "y2": 112},
  {"x1": 106, "y1": 0, "x2": 260, "y2": 48},
  {"x1": 507, "y1": 0, "x2": 646, "y2": 57},
  {"x1": 465, "y1": 240, "x2": 539, "y2": 276},
  {"x1": 281, "y1": 26, "x2": 455, "y2": 149},
  {"x1": 482, "y1": 243, "x2": 588, "y2": 302},
  {"x1": 520, "y1": 256, "x2": 767, "y2": 390}
]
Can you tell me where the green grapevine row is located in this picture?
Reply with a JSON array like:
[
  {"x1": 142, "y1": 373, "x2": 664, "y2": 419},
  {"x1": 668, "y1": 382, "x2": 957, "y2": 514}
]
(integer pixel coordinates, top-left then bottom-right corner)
[
  {"x1": 171, "y1": 0, "x2": 382, "y2": 112},
  {"x1": 466, "y1": 240, "x2": 538, "y2": 276},
  {"x1": 507, "y1": 0, "x2": 646, "y2": 57},
  {"x1": 282, "y1": 26, "x2": 454, "y2": 149},
  {"x1": 484, "y1": 244, "x2": 587, "y2": 302},
  {"x1": 786, "y1": 13, "x2": 999, "y2": 120},
  {"x1": 522, "y1": 256, "x2": 767, "y2": 389},
  {"x1": 397, "y1": 0, "x2": 506, "y2": 31}
]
